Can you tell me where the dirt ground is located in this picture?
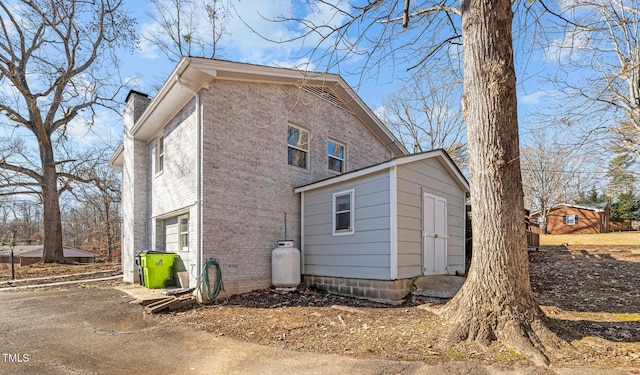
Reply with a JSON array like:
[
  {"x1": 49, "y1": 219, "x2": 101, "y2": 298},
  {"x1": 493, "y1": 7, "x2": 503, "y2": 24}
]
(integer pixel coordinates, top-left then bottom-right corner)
[
  {"x1": 160, "y1": 246, "x2": 640, "y2": 371},
  {"x1": 3, "y1": 247, "x2": 638, "y2": 371},
  {"x1": 0, "y1": 262, "x2": 121, "y2": 282}
]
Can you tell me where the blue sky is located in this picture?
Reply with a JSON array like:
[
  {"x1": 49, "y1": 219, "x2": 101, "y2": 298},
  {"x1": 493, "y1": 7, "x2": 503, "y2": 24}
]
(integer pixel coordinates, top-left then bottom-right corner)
[
  {"x1": 110, "y1": 1, "x2": 564, "y2": 145},
  {"x1": 0, "y1": 0, "x2": 602, "y2": 157},
  {"x1": 57, "y1": 0, "x2": 621, "y2": 182}
]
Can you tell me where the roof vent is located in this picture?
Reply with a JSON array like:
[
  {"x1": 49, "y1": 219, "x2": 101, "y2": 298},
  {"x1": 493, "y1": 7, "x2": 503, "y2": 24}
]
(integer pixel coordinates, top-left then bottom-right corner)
[{"x1": 302, "y1": 86, "x2": 353, "y2": 113}]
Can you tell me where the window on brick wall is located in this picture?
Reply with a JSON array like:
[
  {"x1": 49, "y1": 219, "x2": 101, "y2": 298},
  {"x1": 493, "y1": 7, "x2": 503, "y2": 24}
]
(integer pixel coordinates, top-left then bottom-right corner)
[
  {"x1": 563, "y1": 214, "x2": 578, "y2": 225},
  {"x1": 155, "y1": 136, "x2": 164, "y2": 174},
  {"x1": 287, "y1": 124, "x2": 309, "y2": 169},
  {"x1": 328, "y1": 140, "x2": 345, "y2": 173},
  {"x1": 333, "y1": 189, "x2": 355, "y2": 235}
]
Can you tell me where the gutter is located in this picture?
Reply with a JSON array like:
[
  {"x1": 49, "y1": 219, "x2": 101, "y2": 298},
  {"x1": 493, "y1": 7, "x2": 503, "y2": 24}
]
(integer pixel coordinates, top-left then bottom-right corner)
[
  {"x1": 129, "y1": 57, "x2": 191, "y2": 137},
  {"x1": 175, "y1": 72, "x2": 203, "y2": 291}
]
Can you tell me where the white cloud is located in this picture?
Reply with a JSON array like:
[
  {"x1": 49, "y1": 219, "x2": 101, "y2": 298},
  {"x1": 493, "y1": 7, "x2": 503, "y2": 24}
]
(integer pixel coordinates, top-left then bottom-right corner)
[
  {"x1": 520, "y1": 90, "x2": 546, "y2": 105},
  {"x1": 66, "y1": 110, "x2": 121, "y2": 146},
  {"x1": 138, "y1": 22, "x2": 161, "y2": 60},
  {"x1": 136, "y1": 0, "x2": 352, "y2": 68}
]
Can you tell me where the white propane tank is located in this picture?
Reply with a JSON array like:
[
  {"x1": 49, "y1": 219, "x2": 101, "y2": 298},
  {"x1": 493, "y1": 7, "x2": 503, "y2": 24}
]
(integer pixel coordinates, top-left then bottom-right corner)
[{"x1": 272, "y1": 240, "x2": 301, "y2": 288}]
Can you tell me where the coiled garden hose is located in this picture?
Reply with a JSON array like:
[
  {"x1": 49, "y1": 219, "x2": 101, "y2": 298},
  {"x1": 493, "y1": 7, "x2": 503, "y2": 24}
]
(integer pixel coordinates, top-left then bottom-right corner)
[{"x1": 198, "y1": 258, "x2": 225, "y2": 303}]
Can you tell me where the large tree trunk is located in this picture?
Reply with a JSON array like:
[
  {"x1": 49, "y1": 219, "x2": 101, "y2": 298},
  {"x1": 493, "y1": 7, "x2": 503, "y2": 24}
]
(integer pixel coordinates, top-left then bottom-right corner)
[
  {"x1": 440, "y1": 0, "x2": 564, "y2": 365},
  {"x1": 40, "y1": 142, "x2": 65, "y2": 263}
]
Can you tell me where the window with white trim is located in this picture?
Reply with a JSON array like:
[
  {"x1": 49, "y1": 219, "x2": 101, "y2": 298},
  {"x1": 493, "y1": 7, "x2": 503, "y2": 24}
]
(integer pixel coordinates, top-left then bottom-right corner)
[
  {"x1": 155, "y1": 136, "x2": 164, "y2": 174},
  {"x1": 333, "y1": 190, "x2": 354, "y2": 235},
  {"x1": 563, "y1": 214, "x2": 578, "y2": 225},
  {"x1": 287, "y1": 125, "x2": 309, "y2": 169},
  {"x1": 328, "y1": 140, "x2": 345, "y2": 173},
  {"x1": 179, "y1": 214, "x2": 189, "y2": 251}
]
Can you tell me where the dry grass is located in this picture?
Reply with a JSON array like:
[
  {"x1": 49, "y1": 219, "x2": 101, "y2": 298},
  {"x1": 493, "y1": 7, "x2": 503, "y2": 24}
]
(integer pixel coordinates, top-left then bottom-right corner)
[
  {"x1": 540, "y1": 231, "x2": 640, "y2": 246},
  {"x1": 0, "y1": 262, "x2": 121, "y2": 282}
]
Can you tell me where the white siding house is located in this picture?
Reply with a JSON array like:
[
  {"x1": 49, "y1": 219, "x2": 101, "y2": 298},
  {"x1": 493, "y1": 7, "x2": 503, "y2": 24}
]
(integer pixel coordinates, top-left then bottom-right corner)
[{"x1": 295, "y1": 150, "x2": 469, "y2": 301}]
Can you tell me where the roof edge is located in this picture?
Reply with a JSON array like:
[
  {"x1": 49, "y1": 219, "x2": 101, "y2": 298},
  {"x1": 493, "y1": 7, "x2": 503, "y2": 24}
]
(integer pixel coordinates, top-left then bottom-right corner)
[{"x1": 295, "y1": 149, "x2": 469, "y2": 193}]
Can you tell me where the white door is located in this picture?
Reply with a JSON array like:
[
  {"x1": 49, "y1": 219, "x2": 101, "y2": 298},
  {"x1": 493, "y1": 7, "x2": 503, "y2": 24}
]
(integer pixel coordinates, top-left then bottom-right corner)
[{"x1": 423, "y1": 193, "x2": 448, "y2": 274}]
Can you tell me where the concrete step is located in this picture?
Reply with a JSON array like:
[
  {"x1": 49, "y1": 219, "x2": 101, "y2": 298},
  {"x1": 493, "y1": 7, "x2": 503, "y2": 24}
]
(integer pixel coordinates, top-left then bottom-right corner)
[{"x1": 412, "y1": 275, "x2": 466, "y2": 298}]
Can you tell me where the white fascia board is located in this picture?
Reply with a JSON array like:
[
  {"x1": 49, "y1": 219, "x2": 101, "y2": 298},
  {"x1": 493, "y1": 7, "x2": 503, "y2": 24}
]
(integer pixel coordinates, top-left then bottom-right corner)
[
  {"x1": 108, "y1": 144, "x2": 124, "y2": 168},
  {"x1": 131, "y1": 58, "x2": 214, "y2": 141},
  {"x1": 294, "y1": 160, "x2": 396, "y2": 193},
  {"x1": 129, "y1": 58, "x2": 191, "y2": 140}
]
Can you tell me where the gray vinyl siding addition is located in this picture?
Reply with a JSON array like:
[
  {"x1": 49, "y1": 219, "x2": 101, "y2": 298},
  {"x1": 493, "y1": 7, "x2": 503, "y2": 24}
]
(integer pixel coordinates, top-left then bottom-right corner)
[
  {"x1": 396, "y1": 158, "x2": 466, "y2": 278},
  {"x1": 303, "y1": 171, "x2": 392, "y2": 280}
]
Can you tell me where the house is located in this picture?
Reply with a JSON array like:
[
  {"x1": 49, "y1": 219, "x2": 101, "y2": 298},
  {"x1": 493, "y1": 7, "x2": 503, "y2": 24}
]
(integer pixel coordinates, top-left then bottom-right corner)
[
  {"x1": 0, "y1": 246, "x2": 97, "y2": 266},
  {"x1": 531, "y1": 202, "x2": 610, "y2": 235},
  {"x1": 110, "y1": 57, "x2": 468, "y2": 300}
]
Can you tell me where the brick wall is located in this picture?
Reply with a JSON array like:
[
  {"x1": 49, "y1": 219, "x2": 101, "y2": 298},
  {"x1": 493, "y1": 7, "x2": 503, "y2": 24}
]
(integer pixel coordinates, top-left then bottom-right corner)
[
  {"x1": 546, "y1": 206, "x2": 608, "y2": 234},
  {"x1": 199, "y1": 81, "x2": 394, "y2": 295},
  {"x1": 121, "y1": 92, "x2": 151, "y2": 283}
]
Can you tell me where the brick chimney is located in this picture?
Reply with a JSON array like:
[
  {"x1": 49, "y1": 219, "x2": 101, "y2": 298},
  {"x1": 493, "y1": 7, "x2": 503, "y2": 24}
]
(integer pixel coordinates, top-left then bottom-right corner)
[{"x1": 121, "y1": 90, "x2": 151, "y2": 283}]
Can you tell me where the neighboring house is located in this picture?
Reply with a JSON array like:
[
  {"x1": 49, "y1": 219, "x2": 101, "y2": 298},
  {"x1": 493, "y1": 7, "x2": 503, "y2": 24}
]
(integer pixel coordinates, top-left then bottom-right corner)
[
  {"x1": 110, "y1": 57, "x2": 467, "y2": 300},
  {"x1": 0, "y1": 246, "x2": 97, "y2": 266},
  {"x1": 531, "y1": 203, "x2": 610, "y2": 235}
]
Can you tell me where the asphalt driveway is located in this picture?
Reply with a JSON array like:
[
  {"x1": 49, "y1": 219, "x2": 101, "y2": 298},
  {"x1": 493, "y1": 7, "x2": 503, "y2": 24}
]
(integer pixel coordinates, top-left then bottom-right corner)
[
  {"x1": 0, "y1": 287, "x2": 426, "y2": 375},
  {"x1": 0, "y1": 286, "x2": 630, "y2": 375}
]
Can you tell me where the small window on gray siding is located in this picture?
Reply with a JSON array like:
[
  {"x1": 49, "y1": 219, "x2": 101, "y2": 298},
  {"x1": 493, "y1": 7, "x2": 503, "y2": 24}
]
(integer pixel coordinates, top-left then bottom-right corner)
[{"x1": 333, "y1": 189, "x2": 354, "y2": 235}]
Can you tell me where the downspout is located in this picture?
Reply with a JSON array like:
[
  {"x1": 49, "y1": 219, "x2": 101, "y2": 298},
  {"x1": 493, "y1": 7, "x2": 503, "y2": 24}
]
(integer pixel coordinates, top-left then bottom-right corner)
[
  {"x1": 196, "y1": 90, "x2": 202, "y2": 290},
  {"x1": 176, "y1": 74, "x2": 202, "y2": 289}
]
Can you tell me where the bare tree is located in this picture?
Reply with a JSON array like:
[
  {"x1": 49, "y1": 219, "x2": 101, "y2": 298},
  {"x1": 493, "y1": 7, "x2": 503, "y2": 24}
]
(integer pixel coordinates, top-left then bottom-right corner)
[
  {"x1": 542, "y1": 0, "x2": 640, "y2": 158},
  {"x1": 65, "y1": 159, "x2": 121, "y2": 261},
  {"x1": 142, "y1": 0, "x2": 231, "y2": 62},
  {"x1": 0, "y1": 0, "x2": 135, "y2": 263},
  {"x1": 521, "y1": 130, "x2": 591, "y2": 233},
  {"x1": 0, "y1": 198, "x2": 41, "y2": 243},
  {"x1": 381, "y1": 66, "x2": 467, "y2": 170},
  {"x1": 277, "y1": 0, "x2": 567, "y2": 364}
]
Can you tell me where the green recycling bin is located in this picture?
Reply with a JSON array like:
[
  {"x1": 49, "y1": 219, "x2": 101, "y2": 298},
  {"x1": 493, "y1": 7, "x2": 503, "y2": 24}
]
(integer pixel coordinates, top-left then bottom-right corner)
[{"x1": 140, "y1": 252, "x2": 176, "y2": 289}]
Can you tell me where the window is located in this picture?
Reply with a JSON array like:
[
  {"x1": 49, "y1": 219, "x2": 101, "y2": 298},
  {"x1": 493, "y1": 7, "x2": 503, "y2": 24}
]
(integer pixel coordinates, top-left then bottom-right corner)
[
  {"x1": 287, "y1": 125, "x2": 309, "y2": 168},
  {"x1": 563, "y1": 214, "x2": 578, "y2": 225},
  {"x1": 155, "y1": 136, "x2": 164, "y2": 173},
  {"x1": 328, "y1": 140, "x2": 345, "y2": 173},
  {"x1": 333, "y1": 190, "x2": 354, "y2": 235},
  {"x1": 179, "y1": 215, "x2": 189, "y2": 251}
]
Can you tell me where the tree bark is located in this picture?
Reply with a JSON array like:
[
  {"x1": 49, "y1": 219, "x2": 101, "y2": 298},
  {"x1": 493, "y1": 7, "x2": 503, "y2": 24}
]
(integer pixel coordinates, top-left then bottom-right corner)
[
  {"x1": 40, "y1": 141, "x2": 65, "y2": 263},
  {"x1": 440, "y1": 0, "x2": 564, "y2": 365}
]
